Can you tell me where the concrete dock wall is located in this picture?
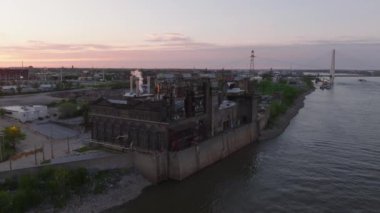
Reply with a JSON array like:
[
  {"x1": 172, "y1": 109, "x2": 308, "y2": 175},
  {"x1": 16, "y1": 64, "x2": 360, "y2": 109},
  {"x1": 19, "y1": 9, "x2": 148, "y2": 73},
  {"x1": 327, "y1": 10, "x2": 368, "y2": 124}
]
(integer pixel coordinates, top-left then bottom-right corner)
[
  {"x1": 132, "y1": 150, "x2": 168, "y2": 183},
  {"x1": 168, "y1": 123, "x2": 258, "y2": 180}
]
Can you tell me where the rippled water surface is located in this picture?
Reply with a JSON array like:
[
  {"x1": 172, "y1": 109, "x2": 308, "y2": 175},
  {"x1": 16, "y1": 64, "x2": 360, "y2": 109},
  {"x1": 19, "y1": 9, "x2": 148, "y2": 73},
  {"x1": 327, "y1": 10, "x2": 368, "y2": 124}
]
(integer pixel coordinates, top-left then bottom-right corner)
[{"x1": 112, "y1": 77, "x2": 380, "y2": 213}]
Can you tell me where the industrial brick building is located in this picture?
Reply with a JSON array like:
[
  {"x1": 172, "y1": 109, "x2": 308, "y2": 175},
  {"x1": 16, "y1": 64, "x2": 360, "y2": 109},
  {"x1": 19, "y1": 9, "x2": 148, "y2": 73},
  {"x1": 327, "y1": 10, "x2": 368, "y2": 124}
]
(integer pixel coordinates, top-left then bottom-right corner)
[
  {"x1": 0, "y1": 68, "x2": 29, "y2": 81},
  {"x1": 89, "y1": 71, "x2": 259, "y2": 182},
  {"x1": 90, "y1": 75, "x2": 257, "y2": 152}
]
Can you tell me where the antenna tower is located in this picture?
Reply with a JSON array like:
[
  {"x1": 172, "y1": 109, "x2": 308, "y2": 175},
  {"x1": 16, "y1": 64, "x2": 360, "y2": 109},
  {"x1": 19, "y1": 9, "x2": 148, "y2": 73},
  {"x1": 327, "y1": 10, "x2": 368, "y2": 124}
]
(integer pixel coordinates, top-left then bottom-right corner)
[{"x1": 250, "y1": 50, "x2": 255, "y2": 74}]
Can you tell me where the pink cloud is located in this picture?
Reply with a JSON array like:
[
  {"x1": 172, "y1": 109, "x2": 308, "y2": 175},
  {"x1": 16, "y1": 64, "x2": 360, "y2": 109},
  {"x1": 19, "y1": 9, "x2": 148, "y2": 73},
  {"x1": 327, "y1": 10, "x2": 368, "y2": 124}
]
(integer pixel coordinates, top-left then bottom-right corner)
[{"x1": 145, "y1": 33, "x2": 191, "y2": 42}]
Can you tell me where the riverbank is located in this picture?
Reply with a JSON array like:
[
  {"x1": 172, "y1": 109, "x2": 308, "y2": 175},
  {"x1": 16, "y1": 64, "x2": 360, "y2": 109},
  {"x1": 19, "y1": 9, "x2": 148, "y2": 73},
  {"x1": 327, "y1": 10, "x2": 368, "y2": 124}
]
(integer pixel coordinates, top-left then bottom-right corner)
[
  {"x1": 25, "y1": 169, "x2": 151, "y2": 213},
  {"x1": 259, "y1": 88, "x2": 315, "y2": 141},
  {"x1": 59, "y1": 170, "x2": 150, "y2": 213}
]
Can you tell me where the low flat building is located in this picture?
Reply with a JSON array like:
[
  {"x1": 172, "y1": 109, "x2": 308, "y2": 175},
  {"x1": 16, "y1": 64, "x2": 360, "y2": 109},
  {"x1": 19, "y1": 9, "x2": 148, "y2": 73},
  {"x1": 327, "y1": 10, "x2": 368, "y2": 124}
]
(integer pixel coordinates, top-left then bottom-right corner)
[{"x1": 2, "y1": 105, "x2": 48, "y2": 123}]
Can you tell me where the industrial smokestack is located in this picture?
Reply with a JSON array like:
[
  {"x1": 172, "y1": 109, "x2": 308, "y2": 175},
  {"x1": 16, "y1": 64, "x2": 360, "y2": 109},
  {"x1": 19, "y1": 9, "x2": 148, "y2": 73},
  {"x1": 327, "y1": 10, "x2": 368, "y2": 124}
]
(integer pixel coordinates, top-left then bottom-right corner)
[
  {"x1": 131, "y1": 70, "x2": 143, "y2": 93},
  {"x1": 147, "y1": 76, "x2": 151, "y2": 94},
  {"x1": 136, "y1": 80, "x2": 140, "y2": 96},
  {"x1": 130, "y1": 76, "x2": 134, "y2": 94}
]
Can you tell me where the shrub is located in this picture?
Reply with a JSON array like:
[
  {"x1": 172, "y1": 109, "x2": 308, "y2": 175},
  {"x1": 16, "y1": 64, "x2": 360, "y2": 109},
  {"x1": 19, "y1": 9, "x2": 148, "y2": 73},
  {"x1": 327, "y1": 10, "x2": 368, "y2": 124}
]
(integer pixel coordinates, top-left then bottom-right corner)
[
  {"x1": 0, "y1": 167, "x2": 117, "y2": 211},
  {"x1": 12, "y1": 189, "x2": 32, "y2": 213},
  {"x1": 270, "y1": 101, "x2": 287, "y2": 121},
  {"x1": 58, "y1": 102, "x2": 78, "y2": 118},
  {"x1": 0, "y1": 191, "x2": 12, "y2": 212}
]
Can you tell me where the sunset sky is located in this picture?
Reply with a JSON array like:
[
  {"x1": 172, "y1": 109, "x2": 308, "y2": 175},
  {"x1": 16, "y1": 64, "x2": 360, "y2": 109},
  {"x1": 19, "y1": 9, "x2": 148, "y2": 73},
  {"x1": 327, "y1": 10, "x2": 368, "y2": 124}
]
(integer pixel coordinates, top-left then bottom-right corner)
[{"x1": 1, "y1": 0, "x2": 380, "y2": 69}]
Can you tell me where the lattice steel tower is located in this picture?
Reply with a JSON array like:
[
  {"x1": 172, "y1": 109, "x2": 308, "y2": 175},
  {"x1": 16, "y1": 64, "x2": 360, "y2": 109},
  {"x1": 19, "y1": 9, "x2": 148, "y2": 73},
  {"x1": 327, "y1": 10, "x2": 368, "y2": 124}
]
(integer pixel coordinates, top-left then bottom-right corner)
[{"x1": 250, "y1": 50, "x2": 255, "y2": 74}]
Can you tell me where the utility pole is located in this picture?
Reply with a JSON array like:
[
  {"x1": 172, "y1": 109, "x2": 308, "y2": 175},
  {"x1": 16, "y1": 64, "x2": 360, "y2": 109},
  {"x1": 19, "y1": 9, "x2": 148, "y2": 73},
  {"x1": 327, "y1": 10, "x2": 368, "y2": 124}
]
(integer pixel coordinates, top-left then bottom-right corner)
[
  {"x1": 42, "y1": 143, "x2": 45, "y2": 161},
  {"x1": 34, "y1": 145, "x2": 37, "y2": 165},
  {"x1": 0, "y1": 134, "x2": 3, "y2": 161},
  {"x1": 50, "y1": 125, "x2": 54, "y2": 159},
  {"x1": 60, "y1": 67, "x2": 63, "y2": 83},
  {"x1": 67, "y1": 137, "x2": 70, "y2": 154}
]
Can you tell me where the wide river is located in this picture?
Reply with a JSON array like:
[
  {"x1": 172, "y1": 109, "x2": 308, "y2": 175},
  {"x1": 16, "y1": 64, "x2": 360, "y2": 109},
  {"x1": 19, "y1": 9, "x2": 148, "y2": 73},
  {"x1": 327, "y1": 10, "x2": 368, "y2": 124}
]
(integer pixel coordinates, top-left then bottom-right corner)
[{"x1": 112, "y1": 77, "x2": 380, "y2": 213}]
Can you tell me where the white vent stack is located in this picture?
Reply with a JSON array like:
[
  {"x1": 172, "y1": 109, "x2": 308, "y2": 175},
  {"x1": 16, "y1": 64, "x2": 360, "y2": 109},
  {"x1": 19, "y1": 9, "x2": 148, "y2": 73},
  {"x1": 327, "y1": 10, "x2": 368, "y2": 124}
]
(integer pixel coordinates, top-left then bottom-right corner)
[
  {"x1": 147, "y1": 76, "x2": 151, "y2": 94},
  {"x1": 130, "y1": 76, "x2": 134, "y2": 94},
  {"x1": 136, "y1": 80, "x2": 140, "y2": 96}
]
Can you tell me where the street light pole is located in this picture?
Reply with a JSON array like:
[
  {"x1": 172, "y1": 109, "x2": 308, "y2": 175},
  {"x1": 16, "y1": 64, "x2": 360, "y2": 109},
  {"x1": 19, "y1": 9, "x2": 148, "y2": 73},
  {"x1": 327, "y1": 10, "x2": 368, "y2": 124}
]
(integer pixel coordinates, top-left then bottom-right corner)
[
  {"x1": 50, "y1": 125, "x2": 54, "y2": 159},
  {"x1": 67, "y1": 137, "x2": 70, "y2": 154},
  {"x1": 0, "y1": 134, "x2": 4, "y2": 161}
]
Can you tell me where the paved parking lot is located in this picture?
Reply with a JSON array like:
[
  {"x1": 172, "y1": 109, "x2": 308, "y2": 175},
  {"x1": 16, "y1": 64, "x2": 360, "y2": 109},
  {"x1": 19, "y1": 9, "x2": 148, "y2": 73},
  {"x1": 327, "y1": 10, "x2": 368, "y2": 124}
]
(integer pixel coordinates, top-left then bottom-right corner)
[
  {"x1": 0, "y1": 117, "x2": 89, "y2": 171},
  {"x1": 31, "y1": 122, "x2": 79, "y2": 140}
]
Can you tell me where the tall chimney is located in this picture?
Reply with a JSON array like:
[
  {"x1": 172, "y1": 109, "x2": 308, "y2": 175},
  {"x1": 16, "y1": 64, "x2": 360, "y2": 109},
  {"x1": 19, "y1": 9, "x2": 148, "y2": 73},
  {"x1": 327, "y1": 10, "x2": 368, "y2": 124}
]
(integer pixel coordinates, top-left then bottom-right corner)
[
  {"x1": 136, "y1": 80, "x2": 140, "y2": 96},
  {"x1": 130, "y1": 76, "x2": 133, "y2": 94},
  {"x1": 147, "y1": 76, "x2": 151, "y2": 94}
]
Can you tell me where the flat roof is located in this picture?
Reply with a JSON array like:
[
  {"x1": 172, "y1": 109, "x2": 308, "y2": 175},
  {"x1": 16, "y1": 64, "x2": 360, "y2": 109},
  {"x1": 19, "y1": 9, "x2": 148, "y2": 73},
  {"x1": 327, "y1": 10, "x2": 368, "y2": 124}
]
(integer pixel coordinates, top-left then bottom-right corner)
[{"x1": 2, "y1": 105, "x2": 46, "y2": 112}]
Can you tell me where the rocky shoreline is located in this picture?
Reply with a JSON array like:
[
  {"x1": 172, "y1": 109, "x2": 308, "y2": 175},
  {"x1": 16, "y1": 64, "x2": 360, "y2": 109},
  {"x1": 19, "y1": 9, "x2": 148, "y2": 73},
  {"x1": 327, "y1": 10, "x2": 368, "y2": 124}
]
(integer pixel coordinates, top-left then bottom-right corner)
[
  {"x1": 61, "y1": 171, "x2": 150, "y2": 213},
  {"x1": 29, "y1": 170, "x2": 151, "y2": 213},
  {"x1": 259, "y1": 88, "x2": 315, "y2": 141}
]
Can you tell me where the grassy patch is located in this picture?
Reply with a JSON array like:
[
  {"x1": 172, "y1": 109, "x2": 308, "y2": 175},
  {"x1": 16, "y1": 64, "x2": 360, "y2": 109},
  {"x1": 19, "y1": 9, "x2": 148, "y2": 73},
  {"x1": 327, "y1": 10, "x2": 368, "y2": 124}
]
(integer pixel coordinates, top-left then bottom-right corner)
[
  {"x1": 74, "y1": 146, "x2": 98, "y2": 153},
  {"x1": 74, "y1": 145, "x2": 120, "y2": 154},
  {"x1": 257, "y1": 80, "x2": 307, "y2": 126},
  {"x1": 40, "y1": 159, "x2": 51, "y2": 165}
]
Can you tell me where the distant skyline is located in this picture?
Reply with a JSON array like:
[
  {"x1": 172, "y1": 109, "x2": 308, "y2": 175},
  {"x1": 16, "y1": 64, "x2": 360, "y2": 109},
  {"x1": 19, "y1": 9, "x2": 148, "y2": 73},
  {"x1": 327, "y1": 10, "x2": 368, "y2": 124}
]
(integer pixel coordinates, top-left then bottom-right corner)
[{"x1": 1, "y1": 0, "x2": 380, "y2": 69}]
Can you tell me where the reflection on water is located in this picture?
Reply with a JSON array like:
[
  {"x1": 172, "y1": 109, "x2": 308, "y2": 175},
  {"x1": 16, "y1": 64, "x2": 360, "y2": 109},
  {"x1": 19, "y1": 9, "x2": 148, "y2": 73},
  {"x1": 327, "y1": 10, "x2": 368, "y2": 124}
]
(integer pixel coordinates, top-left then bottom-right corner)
[{"x1": 109, "y1": 77, "x2": 380, "y2": 213}]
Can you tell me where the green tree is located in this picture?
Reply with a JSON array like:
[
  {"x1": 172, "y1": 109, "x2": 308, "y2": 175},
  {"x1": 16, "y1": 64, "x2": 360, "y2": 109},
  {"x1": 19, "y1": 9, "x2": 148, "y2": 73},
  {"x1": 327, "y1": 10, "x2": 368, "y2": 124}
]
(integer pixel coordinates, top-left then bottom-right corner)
[
  {"x1": 80, "y1": 103, "x2": 90, "y2": 127},
  {"x1": 62, "y1": 81, "x2": 73, "y2": 90},
  {"x1": 58, "y1": 102, "x2": 78, "y2": 118},
  {"x1": 0, "y1": 191, "x2": 12, "y2": 212},
  {"x1": 3, "y1": 126, "x2": 26, "y2": 149},
  {"x1": 16, "y1": 86, "x2": 22, "y2": 94},
  {"x1": 0, "y1": 109, "x2": 5, "y2": 117}
]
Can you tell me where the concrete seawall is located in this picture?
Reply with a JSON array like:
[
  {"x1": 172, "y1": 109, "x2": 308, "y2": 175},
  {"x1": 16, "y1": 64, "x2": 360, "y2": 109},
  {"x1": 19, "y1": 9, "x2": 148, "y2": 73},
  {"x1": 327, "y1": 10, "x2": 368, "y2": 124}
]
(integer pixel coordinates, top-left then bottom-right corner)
[
  {"x1": 133, "y1": 123, "x2": 259, "y2": 182},
  {"x1": 168, "y1": 123, "x2": 258, "y2": 180}
]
